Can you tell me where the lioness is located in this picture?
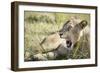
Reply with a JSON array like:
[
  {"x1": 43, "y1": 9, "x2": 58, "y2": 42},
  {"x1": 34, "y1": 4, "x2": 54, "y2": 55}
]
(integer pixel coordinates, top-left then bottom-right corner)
[{"x1": 33, "y1": 18, "x2": 88, "y2": 60}]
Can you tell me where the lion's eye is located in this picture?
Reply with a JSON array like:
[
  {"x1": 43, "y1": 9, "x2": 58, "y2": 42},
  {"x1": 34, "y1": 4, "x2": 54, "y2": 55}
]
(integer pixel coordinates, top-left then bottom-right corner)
[{"x1": 59, "y1": 33, "x2": 63, "y2": 37}]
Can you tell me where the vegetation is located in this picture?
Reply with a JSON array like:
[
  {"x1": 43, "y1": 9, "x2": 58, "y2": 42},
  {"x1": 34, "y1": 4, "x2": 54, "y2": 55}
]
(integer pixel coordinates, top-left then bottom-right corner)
[{"x1": 24, "y1": 11, "x2": 90, "y2": 61}]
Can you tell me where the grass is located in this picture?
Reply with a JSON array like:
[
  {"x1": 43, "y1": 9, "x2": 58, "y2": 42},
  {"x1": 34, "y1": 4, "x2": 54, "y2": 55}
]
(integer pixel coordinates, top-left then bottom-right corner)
[{"x1": 24, "y1": 11, "x2": 90, "y2": 61}]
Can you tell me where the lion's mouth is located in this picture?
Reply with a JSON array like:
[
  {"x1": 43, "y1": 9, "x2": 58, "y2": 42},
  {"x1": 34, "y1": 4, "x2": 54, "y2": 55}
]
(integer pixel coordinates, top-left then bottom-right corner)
[{"x1": 66, "y1": 40, "x2": 72, "y2": 48}]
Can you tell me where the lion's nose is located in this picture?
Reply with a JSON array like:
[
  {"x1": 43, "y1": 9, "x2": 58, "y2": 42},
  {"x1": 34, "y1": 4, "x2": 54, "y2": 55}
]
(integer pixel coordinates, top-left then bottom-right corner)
[{"x1": 66, "y1": 40, "x2": 72, "y2": 48}]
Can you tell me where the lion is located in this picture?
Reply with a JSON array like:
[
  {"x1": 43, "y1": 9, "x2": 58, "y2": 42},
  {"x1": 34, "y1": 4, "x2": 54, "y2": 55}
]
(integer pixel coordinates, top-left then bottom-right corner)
[{"x1": 33, "y1": 17, "x2": 89, "y2": 60}]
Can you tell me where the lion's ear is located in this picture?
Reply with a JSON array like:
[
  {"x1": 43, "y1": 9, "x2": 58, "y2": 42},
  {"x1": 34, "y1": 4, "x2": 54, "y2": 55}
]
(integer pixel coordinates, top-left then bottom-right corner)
[{"x1": 79, "y1": 20, "x2": 88, "y2": 29}]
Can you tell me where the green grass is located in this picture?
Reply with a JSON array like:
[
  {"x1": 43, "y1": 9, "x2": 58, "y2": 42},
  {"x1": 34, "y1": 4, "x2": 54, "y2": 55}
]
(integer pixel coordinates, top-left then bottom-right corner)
[{"x1": 24, "y1": 11, "x2": 90, "y2": 61}]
